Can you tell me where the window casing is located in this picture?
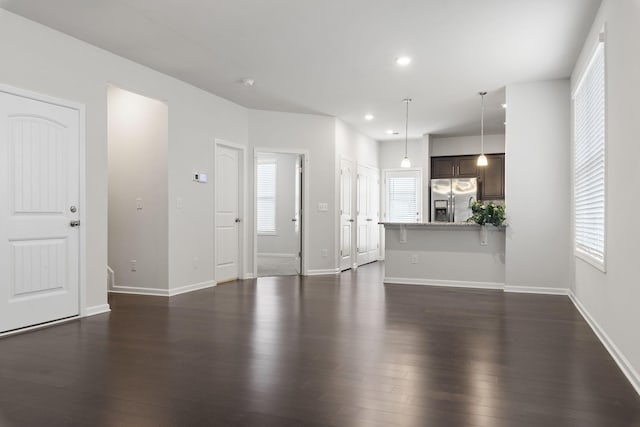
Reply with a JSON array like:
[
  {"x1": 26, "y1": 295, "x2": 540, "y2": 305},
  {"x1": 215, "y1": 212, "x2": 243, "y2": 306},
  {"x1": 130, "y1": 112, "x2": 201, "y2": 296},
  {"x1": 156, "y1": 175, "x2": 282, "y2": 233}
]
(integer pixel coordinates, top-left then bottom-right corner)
[
  {"x1": 573, "y1": 38, "x2": 606, "y2": 271},
  {"x1": 257, "y1": 159, "x2": 277, "y2": 234},
  {"x1": 385, "y1": 170, "x2": 422, "y2": 223}
]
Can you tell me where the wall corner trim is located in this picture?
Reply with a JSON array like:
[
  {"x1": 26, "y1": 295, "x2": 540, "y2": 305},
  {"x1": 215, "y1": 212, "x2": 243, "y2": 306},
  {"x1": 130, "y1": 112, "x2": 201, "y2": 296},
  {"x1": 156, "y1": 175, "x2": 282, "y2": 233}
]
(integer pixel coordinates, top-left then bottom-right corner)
[
  {"x1": 306, "y1": 268, "x2": 340, "y2": 276},
  {"x1": 85, "y1": 304, "x2": 111, "y2": 317},
  {"x1": 569, "y1": 291, "x2": 640, "y2": 397}
]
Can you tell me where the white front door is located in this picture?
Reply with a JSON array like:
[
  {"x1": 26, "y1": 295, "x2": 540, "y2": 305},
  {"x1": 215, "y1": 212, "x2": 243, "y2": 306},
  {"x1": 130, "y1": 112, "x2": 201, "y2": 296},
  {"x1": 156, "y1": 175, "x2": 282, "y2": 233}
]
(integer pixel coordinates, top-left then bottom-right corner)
[
  {"x1": 0, "y1": 90, "x2": 81, "y2": 333},
  {"x1": 340, "y1": 158, "x2": 354, "y2": 271},
  {"x1": 215, "y1": 145, "x2": 240, "y2": 282}
]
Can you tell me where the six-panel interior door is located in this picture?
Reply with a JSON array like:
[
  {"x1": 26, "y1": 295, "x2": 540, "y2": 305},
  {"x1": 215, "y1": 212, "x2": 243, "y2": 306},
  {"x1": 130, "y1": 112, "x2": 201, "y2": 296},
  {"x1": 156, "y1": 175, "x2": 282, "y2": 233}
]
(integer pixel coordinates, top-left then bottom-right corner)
[
  {"x1": 215, "y1": 145, "x2": 240, "y2": 282},
  {"x1": 0, "y1": 90, "x2": 81, "y2": 333},
  {"x1": 339, "y1": 158, "x2": 353, "y2": 271}
]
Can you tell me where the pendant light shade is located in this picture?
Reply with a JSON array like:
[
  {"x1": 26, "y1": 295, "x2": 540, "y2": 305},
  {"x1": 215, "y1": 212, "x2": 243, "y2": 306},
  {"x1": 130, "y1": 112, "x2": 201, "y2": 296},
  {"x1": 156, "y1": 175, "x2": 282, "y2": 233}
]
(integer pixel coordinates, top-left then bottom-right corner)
[
  {"x1": 477, "y1": 91, "x2": 488, "y2": 167},
  {"x1": 401, "y1": 97, "x2": 412, "y2": 168}
]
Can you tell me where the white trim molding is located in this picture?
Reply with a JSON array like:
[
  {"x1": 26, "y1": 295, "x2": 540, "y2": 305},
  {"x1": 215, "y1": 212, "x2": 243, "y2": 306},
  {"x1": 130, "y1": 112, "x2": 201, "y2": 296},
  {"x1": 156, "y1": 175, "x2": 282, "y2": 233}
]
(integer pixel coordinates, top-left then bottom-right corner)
[
  {"x1": 109, "y1": 280, "x2": 216, "y2": 297},
  {"x1": 384, "y1": 277, "x2": 504, "y2": 290},
  {"x1": 257, "y1": 253, "x2": 297, "y2": 259},
  {"x1": 85, "y1": 304, "x2": 111, "y2": 317},
  {"x1": 569, "y1": 291, "x2": 640, "y2": 397},
  {"x1": 306, "y1": 268, "x2": 340, "y2": 276},
  {"x1": 504, "y1": 285, "x2": 570, "y2": 295}
]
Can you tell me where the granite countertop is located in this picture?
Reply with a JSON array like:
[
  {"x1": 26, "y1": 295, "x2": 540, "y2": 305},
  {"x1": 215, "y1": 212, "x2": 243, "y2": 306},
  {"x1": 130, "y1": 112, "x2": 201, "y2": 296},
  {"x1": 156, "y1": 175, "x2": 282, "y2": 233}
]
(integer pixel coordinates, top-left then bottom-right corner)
[{"x1": 379, "y1": 222, "x2": 507, "y2": 229}]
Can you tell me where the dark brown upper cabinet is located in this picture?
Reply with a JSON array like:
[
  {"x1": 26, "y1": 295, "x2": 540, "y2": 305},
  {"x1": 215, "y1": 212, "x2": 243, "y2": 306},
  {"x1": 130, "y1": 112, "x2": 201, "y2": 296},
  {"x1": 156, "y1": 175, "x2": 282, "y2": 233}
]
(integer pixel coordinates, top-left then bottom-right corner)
[
  {"x1": 431, "y1": 155, "x2": 477, "y2": 178},
  {"x1": 431, "y1": 154, "x2": 505, "y2": 200},
  {"x1": 479, "y1": 154, "x2": 505, "y2": 200}
]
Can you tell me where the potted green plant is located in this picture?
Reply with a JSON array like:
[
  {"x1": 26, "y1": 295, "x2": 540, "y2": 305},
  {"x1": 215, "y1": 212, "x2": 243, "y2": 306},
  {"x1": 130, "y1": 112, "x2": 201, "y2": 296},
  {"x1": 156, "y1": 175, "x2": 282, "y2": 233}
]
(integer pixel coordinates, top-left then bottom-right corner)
[
  {"x1": 467, "y1": 201, "x2": 506, "y2": 245},
  {"x1": 467, "y1": 201, "x2": 506, "y2": 226}
]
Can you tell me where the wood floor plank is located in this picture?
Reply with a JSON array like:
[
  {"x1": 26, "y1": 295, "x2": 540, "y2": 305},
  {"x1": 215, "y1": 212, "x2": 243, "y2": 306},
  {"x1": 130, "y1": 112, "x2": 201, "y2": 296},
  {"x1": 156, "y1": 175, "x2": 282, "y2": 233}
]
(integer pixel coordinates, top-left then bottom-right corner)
[{"x1": 0, "y1": 262, "x2": 639, "y2": 426}]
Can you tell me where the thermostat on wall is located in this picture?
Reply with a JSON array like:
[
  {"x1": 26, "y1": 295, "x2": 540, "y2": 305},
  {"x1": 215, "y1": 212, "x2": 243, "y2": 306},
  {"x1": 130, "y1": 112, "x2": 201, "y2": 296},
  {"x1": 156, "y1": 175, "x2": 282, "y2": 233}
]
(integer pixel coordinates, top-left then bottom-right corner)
[{"x1": 194, "y1": 173, "x2": 208, "y2": 183}]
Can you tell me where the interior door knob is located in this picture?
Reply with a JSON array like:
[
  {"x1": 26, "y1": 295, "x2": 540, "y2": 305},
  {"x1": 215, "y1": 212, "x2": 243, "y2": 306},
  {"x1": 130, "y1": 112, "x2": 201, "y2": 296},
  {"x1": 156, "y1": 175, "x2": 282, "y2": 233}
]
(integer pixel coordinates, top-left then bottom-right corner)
[
  {"x1": 70, "y1": 220, "x2": 80, "y2": 227},
  {"x1": 234, "y1": 218, "x2": 241, "y2": 223}
]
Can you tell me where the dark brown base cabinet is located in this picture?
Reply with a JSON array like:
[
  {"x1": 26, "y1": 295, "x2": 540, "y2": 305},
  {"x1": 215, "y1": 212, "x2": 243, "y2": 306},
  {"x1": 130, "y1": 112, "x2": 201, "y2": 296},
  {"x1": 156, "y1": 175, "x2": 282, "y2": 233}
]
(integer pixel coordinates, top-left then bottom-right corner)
[{"x1": 431, "y1": 154, "x2": 505, "y2": 200}]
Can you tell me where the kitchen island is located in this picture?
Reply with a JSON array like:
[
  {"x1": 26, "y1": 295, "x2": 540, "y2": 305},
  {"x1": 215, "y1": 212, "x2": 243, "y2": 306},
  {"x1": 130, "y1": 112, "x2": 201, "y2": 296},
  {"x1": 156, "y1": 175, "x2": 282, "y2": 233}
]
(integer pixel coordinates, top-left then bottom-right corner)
[{"x1": 381, "y1": 222, "x2": 506, "y2": 289}]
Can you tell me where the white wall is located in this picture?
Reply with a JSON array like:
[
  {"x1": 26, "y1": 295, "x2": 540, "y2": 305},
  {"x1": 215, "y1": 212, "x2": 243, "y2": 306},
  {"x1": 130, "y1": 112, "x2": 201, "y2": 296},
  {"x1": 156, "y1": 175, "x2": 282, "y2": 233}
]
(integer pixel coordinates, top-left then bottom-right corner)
[
  {"x1": 571, "y1": 0, "x2": 640, "y2": 392},
  {"x1": 0, "y1": 10, "x2": 248, "y2": 306},
  {"x1": 335, "y1": 119, "x2": 379, "y2": 167},
  {"x1": 107, "y1": 87, "x2": 168, "y2": 290},
  {"x1": 257, "y1": 153, "x2": 299, "y2": 255},
  {"x1": 430, "y1": 134, "x2": 505, "y2": 157},
  {"x1": 505, "y1": 80, "x2": 571, "y2": 291},
  {"x1": 248, "y1": 110, "x2": 335, "y2": 273}
]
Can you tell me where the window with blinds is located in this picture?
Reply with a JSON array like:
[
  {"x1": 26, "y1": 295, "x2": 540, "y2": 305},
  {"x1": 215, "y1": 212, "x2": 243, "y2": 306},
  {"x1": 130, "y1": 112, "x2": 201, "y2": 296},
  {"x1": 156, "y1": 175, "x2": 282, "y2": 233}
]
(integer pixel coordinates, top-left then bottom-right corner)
[
  {"x1": 257, "y1": 160, "x2": 277, "y2": 234},
  {"x1": 385, "y1": 170, "x2": 421, "y2": 223},
  {"x1": 574, "y1": 39, "x2": 605, "y2": 271}
]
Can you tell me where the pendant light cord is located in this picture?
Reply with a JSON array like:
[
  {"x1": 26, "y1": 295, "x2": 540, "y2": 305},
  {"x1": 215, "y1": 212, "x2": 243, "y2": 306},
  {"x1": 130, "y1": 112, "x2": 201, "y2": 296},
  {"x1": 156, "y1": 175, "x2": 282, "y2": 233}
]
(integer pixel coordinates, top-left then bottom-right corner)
[
  {"x1": 404, "y1": 98, "x2": 411, "y2": 158},
  {"x1": 480, "y1": 92, "x2": 486, "y2": 155}
]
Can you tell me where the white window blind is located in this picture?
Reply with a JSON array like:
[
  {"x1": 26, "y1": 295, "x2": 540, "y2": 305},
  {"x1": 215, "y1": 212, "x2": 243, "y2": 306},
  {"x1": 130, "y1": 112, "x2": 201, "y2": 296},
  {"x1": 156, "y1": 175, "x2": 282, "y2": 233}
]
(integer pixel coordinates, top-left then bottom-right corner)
[
  {"x1": 574, "y1": 40, "x2": 605, "y2": 270},
  {"x1": 386, "y1": 170, "x2": 421, "y2": 223},
  {"x1": 257, "y1": 160, "x2": 276, "y2": 234}
]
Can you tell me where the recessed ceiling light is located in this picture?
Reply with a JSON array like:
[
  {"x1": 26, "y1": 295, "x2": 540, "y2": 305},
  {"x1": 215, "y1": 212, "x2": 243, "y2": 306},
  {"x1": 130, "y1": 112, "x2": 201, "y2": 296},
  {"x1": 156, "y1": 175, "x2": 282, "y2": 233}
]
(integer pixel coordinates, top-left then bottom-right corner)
[
  {"x1": 501, "y1": 103, "x2": 507, "y2": 109},
  {"x1": 395, "y1": 56, "x2": 412, "y2": 66},
  {"x1": 385, "y1": 129, "x2": 399, "y2": 135},
  {"x1": 240, "y1": 78, "x2": 255, "y2": 87},
  {"x1": 364, "y1": 114, "x2": 374, "y2": 121}
]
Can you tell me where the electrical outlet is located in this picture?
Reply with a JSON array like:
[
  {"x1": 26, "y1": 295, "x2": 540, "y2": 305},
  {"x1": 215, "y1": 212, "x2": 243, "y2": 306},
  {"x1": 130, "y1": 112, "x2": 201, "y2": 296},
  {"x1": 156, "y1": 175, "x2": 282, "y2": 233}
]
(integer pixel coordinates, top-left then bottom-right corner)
[
  {"x1": 135, "y1": 197, "x2": 143, "y2": 210},
  {"x1": 410, "y1": 254, "x2": 419, "y2": 264},
  {"x1": 130, "y1": 260, "x2": 137, "y2": 272},
  {"x1": 193, "y1": 257, "x2": 199, "y2": 269},
  {"x1": 321, "y1": 249, "x2": 328, "y2": 258}
]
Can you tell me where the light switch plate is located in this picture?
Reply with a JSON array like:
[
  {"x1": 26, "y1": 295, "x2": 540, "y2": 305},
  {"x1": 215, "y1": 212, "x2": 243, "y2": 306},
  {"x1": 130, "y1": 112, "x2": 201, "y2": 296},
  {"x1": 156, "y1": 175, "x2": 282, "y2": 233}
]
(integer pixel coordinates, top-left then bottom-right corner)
[{"x1": 318, "y1": 202, "x2": 329, "y2": 212}]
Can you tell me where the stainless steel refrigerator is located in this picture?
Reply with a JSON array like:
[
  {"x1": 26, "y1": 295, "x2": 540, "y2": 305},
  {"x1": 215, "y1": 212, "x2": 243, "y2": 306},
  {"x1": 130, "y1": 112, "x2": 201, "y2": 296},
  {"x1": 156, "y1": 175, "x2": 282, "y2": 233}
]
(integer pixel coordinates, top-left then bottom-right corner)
[{"x1": 430, "y1": 178, "x2": 478, "y2": 222}]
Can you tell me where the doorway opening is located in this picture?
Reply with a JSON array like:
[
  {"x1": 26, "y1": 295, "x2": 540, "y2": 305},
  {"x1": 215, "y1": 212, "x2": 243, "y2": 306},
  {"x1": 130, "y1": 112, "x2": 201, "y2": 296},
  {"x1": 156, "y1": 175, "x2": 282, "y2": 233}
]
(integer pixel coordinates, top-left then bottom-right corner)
[
  {"x1": 107, "y1": 86, "x2": 168, "y2": 295},
  {"x1": 255, "y1": 151, "x2": 304, "y2": 277}
]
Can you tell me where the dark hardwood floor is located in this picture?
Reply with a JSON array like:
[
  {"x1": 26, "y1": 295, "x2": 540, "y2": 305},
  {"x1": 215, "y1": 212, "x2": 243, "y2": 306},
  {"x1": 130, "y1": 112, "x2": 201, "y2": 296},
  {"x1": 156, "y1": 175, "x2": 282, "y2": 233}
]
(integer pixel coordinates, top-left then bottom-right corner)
[{"x1": 1, "y1": 262, "x2": 639, "y2": 426}]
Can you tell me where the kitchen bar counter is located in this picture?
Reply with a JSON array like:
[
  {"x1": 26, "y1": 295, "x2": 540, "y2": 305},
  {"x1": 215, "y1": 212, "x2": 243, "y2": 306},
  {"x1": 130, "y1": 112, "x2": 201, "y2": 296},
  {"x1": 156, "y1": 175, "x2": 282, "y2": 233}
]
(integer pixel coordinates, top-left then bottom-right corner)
[
  {"x1": 381, "y1": 222, "x2": 506, "y2": 289},
  {"x1": 380, "y1": 221, "x2": 506, "y2": 229}
]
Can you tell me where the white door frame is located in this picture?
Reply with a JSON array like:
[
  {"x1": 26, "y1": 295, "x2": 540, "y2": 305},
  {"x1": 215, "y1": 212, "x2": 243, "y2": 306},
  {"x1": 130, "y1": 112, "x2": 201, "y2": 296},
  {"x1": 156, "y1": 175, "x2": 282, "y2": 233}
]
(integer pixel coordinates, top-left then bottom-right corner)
[
  {"x1": 253, "y1": 147, "x2": 310, "y2": 277},
  {"x1": 0, "y1": 84, "x2": 87, "y2": 318},
  {"x1": 214, "y1": 138, "x2": 248, "y2": 280}
]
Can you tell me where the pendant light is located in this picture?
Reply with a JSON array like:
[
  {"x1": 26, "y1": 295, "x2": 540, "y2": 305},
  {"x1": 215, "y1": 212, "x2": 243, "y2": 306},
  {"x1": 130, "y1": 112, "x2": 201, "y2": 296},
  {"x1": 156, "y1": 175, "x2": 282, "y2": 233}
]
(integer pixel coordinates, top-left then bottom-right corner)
[
  {"x1": 400, "y1": 97, "x2": 412, "y2": 168},
  {"x1": 477, "y1": 91, "x2": 488, "y2": 167}
]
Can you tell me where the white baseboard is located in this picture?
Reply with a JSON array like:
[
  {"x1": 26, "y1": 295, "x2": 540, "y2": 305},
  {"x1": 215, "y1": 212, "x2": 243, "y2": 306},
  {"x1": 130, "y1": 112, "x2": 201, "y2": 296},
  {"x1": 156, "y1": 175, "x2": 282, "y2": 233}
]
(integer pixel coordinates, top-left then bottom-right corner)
[
  {"x1": 169, "y1": 280, "x2": 216, "y2": 296},
  {"x1": 384, "y1": 277, "x2": 504, "y2": 290},
  {"x1": 109, "y1": 280, "x2": 216, "y2": 297},
  {"x1": 504, "y1": 285, "x2": 569, "y2": 295},
  {"x1": 85, "y1": 304, "x2": 111, "y2": 317},
  {"x1": 243, "y1": 273, "x2": 255, "y2": 280},
  {"x1": 569, "y1": 291, "x2": 640, "y2": 397},
  {"x1": 306, "y1": 268, "x2": 340, "y2": 276},
  {"x1": 257, "y1": 253, "x2": 297, "y2": 258}
]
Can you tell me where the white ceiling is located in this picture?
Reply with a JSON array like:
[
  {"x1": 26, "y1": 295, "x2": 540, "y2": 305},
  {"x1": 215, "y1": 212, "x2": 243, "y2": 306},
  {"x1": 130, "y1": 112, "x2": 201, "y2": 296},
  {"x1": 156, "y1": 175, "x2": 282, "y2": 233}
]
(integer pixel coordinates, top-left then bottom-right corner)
[{"x1": 0, "y1": 0, "x2": 601, "y2": 140}]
